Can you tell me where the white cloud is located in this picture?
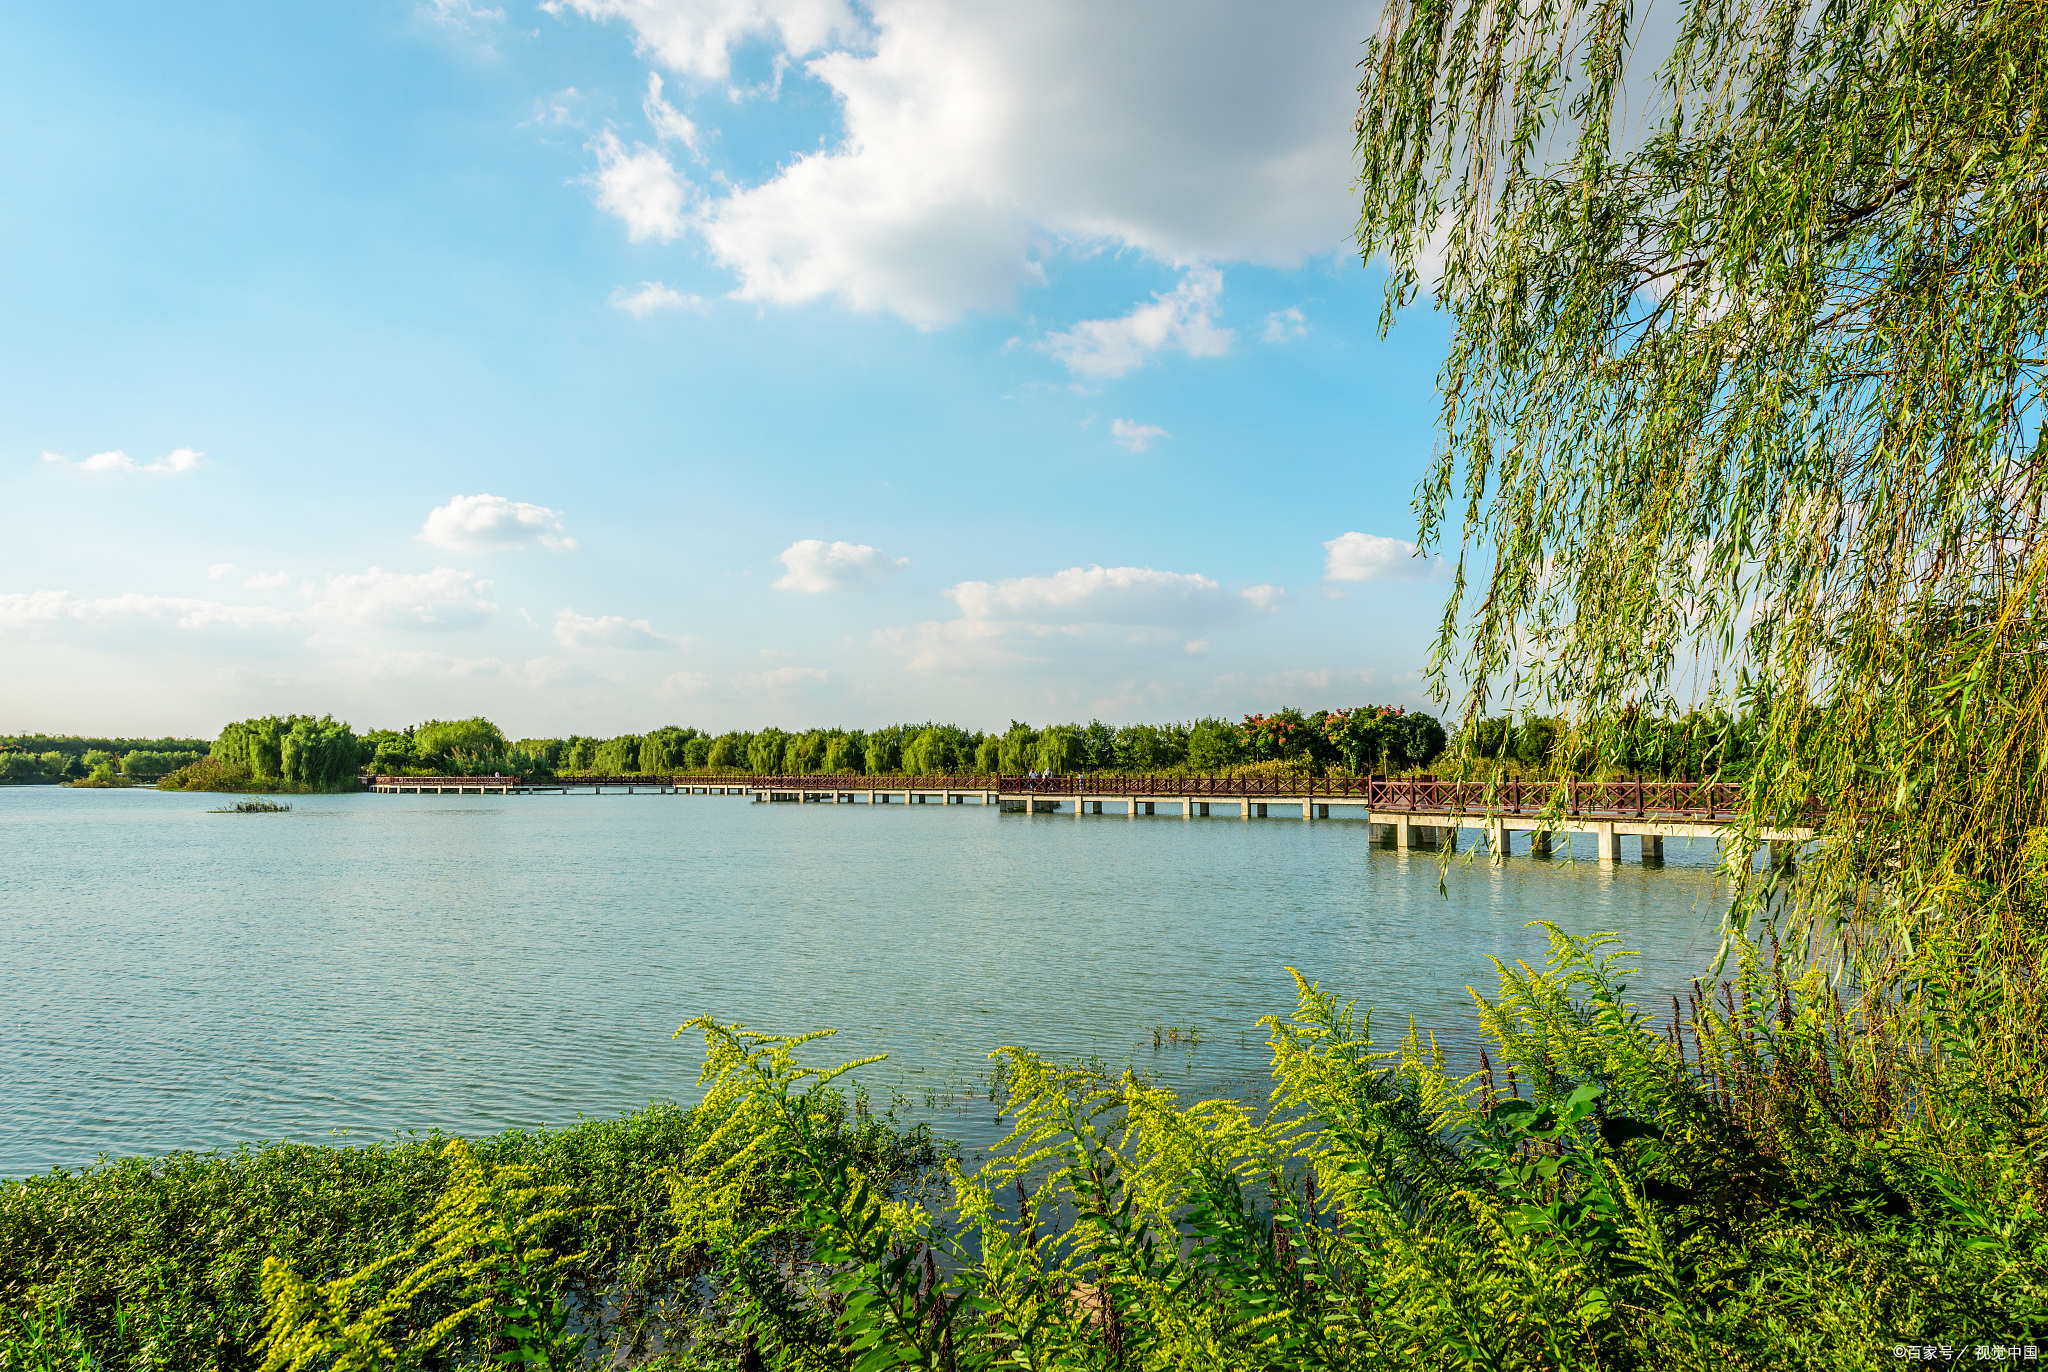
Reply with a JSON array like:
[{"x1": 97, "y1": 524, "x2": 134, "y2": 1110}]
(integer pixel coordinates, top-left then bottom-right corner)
[
  {"x1": 1322, "y1": 531, "x2": 1449, "y2": 583},
  {"x1": 207, "y1": 562, "x2": 239, "y2": 580},
  {"x1": 1263, "y1": 305, "x2": 1306, "y2": 342},
  {"x1": 553, "y1": 608, "x2": 686, "y2": 649},
  {"x1": 42, "y1": 447, "x2": 203, "y2": 475},
  {"x1": 556, "y1": 0, "x2": 1360, "y2": 326},
  {"x1": 1043, "y1": 270, "x2": 1233, "y2": 378},
  {"x1": 424, "y1": 0, "x2": 504, "y2": 24},
  {"x1": 586, "y1": 130, "x2": 692, "y2": 243},
  {"x1": 0, "y1": 591, "x2": 298, "y2": 639},
  {"x1": 549, "y1": 0, "x2": 862, "y2": 82},
  {"x1": 1110, "y1": 419, "x2": 1167, "y2": 452},
  {"x1": 243, "y1": 570, "x2": 290, "y2": 591},
  {"x1": 611, "y1": 281, "x2": 709, "y2": 316},
  {"x1": 881, "y1": 564, "x2": 1282, "y2": 673},
  {"x1": 532, "y1": 87, "x2": 595, "y2": 129},
  {"x1": 642, "y1": 71, "x2": 700, "y2": 149},
  {"x1": 947, "y1": 565, "x2": 1275, "y2": 626},
  {"x1": 420, "y1": 494, "x2": 579, "y2": 553},
  {"x1": 772, "y1": 538, "x2": 909, "y2": 593},
  {"x1": 304, "y1": 567, "x2": 497, "y2": 631}
]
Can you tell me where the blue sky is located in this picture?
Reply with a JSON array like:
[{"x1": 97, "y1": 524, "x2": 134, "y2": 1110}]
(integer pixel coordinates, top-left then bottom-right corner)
[{"x1": 0, "y1": 0, "x2": 1460, "y2": 739}]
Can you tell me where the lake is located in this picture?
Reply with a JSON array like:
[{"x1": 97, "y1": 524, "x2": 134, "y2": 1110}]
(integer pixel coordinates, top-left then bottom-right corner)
[{"x1": 0, "y1": 784, "x2": 1737, "y2": 1176}]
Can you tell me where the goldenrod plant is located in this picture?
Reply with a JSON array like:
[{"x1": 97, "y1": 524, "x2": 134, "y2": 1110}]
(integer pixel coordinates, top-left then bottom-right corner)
[
  {"x1": 672, "y1": 929, "x2": 2044, "y2": 1370},
  {"x1": 256, "y1": 1140, "x2": 590, "y2": 1371}
]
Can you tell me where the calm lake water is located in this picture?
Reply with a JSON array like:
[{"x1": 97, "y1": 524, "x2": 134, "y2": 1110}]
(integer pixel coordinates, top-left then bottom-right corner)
[{"x1": 0, "y1": 785, "x2": 1737, "y2": 1176}]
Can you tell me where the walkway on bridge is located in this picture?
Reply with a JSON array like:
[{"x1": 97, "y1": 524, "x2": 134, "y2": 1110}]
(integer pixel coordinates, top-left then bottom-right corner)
[{"x1": 367, "y1": 772, "x2": 1810, "y2": 863}]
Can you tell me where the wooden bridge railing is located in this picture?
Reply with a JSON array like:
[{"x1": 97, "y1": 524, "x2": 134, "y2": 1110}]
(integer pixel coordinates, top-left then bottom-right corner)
[
  {"x1": 717, "y1": 773, "x2": 994, "y2": 791},
  {"x1": 370, "y1": 774, "x2": 525, "y2": 786},
  {"x1": 1001, "y1": 773, "x2": 1764, "y2": 820},
  {"x1": 367, "y1": 771, "x2": 1780, "y2": 823}
]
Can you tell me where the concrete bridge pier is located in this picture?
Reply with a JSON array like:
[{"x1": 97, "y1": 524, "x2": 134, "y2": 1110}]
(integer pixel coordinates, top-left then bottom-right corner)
[
  {"x1": 1530, "y1": 831, "x2": 1553, "y2": 857},
  {"x1": 1643, "y1": 835, "x2": 1664, "y2": 862}
]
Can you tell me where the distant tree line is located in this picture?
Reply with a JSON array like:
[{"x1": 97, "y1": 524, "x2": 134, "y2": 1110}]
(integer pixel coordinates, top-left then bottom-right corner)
[
  {"x1": 12, "y1": 707, "x2": 1763, "y2": 790},
  {"x1": 1460, "y1": 707, "x2": 1758, "y2": 781},
  {"x1": 356, "y1": 706, "x2": 1451, "y2": 780},
  {"x1": 0, "y1": 734, "x2": 208, "y2": 784}
]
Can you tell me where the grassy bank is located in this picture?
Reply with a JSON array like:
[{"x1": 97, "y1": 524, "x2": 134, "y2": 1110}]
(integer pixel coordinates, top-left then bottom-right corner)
[
  {"x1": 6, "y1": 934, "x2": 2042, "y2": 1369},
  {"x1": 0, "y1": 1077, "x2": 943, "y2": 1370}
]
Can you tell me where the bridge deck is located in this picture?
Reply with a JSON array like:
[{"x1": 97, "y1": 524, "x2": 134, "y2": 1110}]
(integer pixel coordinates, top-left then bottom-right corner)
[{"x1": 363, "y1": 773, "x2": 1811, "y2": 857}]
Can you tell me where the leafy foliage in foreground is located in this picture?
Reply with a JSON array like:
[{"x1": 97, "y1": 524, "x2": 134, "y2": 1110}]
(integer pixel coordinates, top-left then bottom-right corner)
[
  {"x1": 0, "y1": 1091, "x2": 941, "y2": 1370},
  {"x1": 689, "y1": 928, "x2": 2045, "y2": 1370}
]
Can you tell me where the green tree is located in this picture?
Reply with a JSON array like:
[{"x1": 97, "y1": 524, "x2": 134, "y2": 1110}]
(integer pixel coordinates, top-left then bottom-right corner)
[
  {"x1": 973, "y1": 735, "x2": 1000, "y2": 773},
  {"x1": 705, "y1": 733, "x2": 748, "y2": 771},
  {"x1": 593, "y1": 735, "x2": 642, "y2": 775},
  {"x1": 1031, "y1": 725, "x2": 1083, "y2": 774},
  {"x1": 862, "y1": 727, "x2": 902, "y2": 775},
  {"x1": 1077, "y1": 720, "x2": 1119, "y2": 770},
  {"x1": 1184, "y1": 717, "x2": 1242, "y2": 771},
  {"x1": 640, "y1": 727, "x2": 698, "y2": 776},
  {"x1": 900, "y1": 727, "x2": 955, "y2": 775},
  {"x1": 821, "y1": 731, "x2": 863, "y2": 774},
  {"x1": 995, "y1": 723, "x2": 1037, "y2": 774},
  {"x1": 746, "y1": 729, "x2": 788, "y2": 774},
  {"x1": 412, "y1": 718, "x2": 505, "y2": 769},
  {"x1": 1357, "y1": 0, "x2": 2048, "y2": 1086},
  {"x1": 1114, "y1": 723, "x2": 1184, "y2": 772}
]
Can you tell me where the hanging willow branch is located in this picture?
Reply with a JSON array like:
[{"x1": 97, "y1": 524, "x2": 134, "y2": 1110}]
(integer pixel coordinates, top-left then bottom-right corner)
[{"x1": 1357, "y1": 0, "x2": 2047, "y2": 1094}]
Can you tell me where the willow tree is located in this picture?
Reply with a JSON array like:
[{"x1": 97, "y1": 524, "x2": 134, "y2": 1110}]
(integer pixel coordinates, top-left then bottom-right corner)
[{"x1": 1357, "y1": 0, "x2": 2046, "y2": 1094}]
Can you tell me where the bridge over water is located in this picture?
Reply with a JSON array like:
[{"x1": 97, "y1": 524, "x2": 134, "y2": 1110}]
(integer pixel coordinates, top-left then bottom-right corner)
[{"x1": 366, "y1": 772, "x2": 1811, "y2": 864}]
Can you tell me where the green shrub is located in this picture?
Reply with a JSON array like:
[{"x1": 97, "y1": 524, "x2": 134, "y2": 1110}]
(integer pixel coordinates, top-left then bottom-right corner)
[{"x1": 0, "y1": 1087, "x2": 941, "y2": 1372}]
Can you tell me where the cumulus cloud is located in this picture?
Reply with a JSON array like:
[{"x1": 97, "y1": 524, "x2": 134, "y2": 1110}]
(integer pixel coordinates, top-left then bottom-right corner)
[
  {"x1": 1322, "y1": 531, "x2": 1449, "y2": 583},
  {"x1": 1044, "y1": 270, "x2": 1233, "y2": 378},
  {"x1": 553, "y1": 608, "x2": 686, "y2": 649},
  {"x1": 207, "y1": 562, "x2": 239, "y2": 580},
  {"x1": 549, "y1": 0, "x2": 862, "y2": 82},
  {"x1": 586, "y1": 130, "x2": 692, "y2": 243},
  {"x1": 2, "y1": 565, "x2": 500, "y2": 648},
  {"x1": 772, "y1": 539, "x2": 909, "y2": 593},
  {"x1": 1110, "y1": 419, "x2": 1167, "y2": 452},
  {"x1": 304, "y1": 567, "x2": 498, "y2": 631},
  {"x1": 423, "y1": 0, "x2": 505, "y2": 33},
  {"x1": 0, "y1": 591, "x2": 299, "y2": 640},
  {"x1": 420, "y1": 494, "x2": 578, "y2": 553},
  {"x1": 880, "y1": 564, "x2": 1281, "y2": 673},
  {"x1": 611, "y1": 281, "x2": 709, "y2": 316},
  {"x1": 559, "y1": 0, "x2": 1359, "y2": 326},
  {"x1": 42, "y1": 447, "x2": 203, "y2": 475},
  {"x1": 948, "y1": 565, "x2": 1275, "y2": 627},
  {"x1": 243, "y1": 570, "x2": 290, "y2": 591},
  {"x1": 641, "y1": 71, "x2": 700, "y2": 148},
  {"x1": 1263, "y1": 306, "x2": 1307, "y2": 342}
]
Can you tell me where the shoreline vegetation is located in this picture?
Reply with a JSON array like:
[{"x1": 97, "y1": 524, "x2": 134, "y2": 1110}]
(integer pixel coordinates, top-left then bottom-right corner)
[
  {"x1": 4, "y1": 934, "x2": 2038, "y2": 1368},
  {"x1": 68, "y1": 702, "x2": 1777, "y2": 797},
  {"x1": 0, "y1": 736, "x2": 207, "y2": 788}
]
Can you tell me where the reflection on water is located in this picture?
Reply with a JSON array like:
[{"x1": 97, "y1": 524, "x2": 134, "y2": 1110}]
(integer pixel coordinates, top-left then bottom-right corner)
[{"x1": 0, "y1": 786, "x2": 1732, "y2": 1175}]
